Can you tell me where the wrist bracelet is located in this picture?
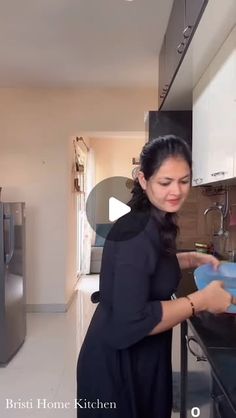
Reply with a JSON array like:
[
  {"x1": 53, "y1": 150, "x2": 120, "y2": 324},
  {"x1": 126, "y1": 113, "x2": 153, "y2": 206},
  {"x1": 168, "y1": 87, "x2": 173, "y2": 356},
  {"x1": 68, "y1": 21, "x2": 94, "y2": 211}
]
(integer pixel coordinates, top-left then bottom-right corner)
[{"x1": 185, "y1": 295, "x2": 195, "y2": 316}]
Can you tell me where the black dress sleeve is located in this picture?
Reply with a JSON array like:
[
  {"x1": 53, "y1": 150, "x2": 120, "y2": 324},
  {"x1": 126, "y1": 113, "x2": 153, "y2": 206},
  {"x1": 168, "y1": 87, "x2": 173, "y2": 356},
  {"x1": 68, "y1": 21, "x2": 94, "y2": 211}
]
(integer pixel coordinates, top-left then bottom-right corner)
[{"x1": 104, "y1": 229, "x2": 163, "y2": 349}]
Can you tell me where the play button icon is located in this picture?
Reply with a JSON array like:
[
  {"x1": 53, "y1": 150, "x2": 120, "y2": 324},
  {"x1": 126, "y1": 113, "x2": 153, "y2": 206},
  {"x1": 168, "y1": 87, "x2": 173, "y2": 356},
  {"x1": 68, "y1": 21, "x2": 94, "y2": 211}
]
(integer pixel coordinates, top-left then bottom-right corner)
[
  {"x1": 108, "y1": 197, "x2": 131, "y2": 222},
  {"x1": 86, "y1": 176, "x2": 150, "y2": 242}
]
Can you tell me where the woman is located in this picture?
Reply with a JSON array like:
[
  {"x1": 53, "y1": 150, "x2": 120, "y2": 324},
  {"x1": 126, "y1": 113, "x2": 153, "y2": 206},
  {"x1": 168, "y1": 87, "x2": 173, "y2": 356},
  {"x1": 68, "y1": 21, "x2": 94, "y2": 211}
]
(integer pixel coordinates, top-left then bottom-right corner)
[{"x1": 76, "y1": 136, "x2": 235, "y2": 418}]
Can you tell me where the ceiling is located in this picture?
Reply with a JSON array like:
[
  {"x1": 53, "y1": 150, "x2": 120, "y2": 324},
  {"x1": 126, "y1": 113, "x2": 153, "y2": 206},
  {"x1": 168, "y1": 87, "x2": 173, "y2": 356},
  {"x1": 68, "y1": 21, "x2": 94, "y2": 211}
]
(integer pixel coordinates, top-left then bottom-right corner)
[{"x1": 0, "y1": 0, "x2": 173, "y2": 88}]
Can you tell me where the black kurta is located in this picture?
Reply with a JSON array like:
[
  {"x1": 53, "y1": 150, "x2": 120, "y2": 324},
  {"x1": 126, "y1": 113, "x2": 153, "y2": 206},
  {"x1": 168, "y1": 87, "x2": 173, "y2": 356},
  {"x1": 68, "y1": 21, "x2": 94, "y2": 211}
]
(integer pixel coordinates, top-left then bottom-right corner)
[{"x1": 76, "y1": 210, "x2": 181, "y2": 418}]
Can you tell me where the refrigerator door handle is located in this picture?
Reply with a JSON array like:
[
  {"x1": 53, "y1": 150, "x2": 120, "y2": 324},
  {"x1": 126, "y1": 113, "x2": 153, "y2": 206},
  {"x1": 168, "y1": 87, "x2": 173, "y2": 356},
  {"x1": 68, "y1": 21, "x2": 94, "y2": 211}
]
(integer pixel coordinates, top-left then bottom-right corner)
[{"x1": 4, "y1": 213, "x2": 15, "y2": 265}]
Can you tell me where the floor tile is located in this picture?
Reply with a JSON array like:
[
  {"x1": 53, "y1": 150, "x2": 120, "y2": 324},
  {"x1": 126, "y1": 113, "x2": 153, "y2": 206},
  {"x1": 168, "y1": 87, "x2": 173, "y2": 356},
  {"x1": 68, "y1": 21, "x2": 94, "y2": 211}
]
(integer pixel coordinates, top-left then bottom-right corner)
[{"x1": 0, "y1": 274, "x2": 183, "y2": 418}]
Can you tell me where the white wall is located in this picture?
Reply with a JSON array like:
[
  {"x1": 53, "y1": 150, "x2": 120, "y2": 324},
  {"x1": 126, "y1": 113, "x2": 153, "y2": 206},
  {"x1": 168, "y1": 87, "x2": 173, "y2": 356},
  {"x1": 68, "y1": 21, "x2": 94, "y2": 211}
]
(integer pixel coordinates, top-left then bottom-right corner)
[
  {"x1": 0, "y1": 87, "x2": 157, "y2": 310},
  {"x1": 90, "y1": 136, "x2": 145, "y2": 183},
  {"x1": 89, "y1": 135, "x2": 145, "y2": 224}
]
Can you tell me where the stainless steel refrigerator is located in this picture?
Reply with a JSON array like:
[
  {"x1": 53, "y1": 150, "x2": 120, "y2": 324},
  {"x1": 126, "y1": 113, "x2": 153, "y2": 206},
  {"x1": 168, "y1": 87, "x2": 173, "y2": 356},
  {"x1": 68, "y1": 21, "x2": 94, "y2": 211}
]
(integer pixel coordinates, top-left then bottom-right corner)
[{"x1": 0, "y1": 202, "x2": 26, "y2": 364}]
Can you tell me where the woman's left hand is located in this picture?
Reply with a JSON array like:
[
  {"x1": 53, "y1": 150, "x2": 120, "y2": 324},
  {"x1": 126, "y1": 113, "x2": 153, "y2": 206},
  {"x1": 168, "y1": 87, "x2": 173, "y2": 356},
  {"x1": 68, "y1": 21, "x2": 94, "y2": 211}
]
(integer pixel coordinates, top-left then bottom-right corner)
[{"x1": 193, "y1": 252, "x2": 220, "y2": 271}]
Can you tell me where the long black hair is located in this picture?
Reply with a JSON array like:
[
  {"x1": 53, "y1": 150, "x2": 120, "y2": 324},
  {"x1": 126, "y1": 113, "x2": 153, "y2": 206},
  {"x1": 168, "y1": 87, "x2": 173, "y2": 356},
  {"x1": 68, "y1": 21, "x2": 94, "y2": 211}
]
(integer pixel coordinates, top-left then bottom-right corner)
[{"x1": 128, "y1": 135, "x2": 192, "y2": 253}]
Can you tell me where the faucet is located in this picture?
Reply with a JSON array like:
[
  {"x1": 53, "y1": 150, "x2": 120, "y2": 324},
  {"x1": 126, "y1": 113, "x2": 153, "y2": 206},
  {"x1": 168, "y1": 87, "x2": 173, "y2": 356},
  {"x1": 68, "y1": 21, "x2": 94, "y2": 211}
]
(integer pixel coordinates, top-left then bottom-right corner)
[
  {"x1": 203, "y1": 189, "x2": 230, "y2": 258},
  {"x1": 204, "y1": 188, "x2": 229, "y2": 236},
  {"x1": 204, "y1": 204, "x2": 226, "y2": 236}
]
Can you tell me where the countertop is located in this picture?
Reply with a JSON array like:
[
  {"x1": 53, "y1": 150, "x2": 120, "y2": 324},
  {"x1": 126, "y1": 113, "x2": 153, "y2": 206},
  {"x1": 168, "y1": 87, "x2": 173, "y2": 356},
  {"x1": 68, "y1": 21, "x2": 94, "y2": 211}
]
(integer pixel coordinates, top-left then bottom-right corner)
[{"x1": 176, "y1": 269, "x2": 236, "y2": 415}]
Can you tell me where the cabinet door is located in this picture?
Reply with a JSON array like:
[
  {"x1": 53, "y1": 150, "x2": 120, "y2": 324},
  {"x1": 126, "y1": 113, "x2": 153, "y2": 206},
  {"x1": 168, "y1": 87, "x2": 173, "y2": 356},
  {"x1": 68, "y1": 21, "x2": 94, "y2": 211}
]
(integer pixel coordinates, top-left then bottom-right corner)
[
  {"x1": 184, "y1": 0, "x2": 207, "y2": 40},
  {"x1": 192, "y1": 69, "x2": 210, "y2": 186},
  {"x1": 185, "y1": 333, "x2": 212, "y2": 418},
  {"x1": 165, "y1": 0, "x2": 185, "y2": 82},
  {"x1": 206, "y1": 153, "x2": 234, "y2": 183},
  {"x1": 193, "y1": 25, "x2": 236, "y2": 186},
  {"x1": 211, "y1": 378, "x2": 235, "y2": 418},
  {"x1": 159, "y1": 0, "x2": 208, "y2": 109},
  {"x1": 207, "y1": 25, "x2": 236, "y2": 183},
  {"x1": 159, "y1": 35, "x2": 169, "y2": 105}
]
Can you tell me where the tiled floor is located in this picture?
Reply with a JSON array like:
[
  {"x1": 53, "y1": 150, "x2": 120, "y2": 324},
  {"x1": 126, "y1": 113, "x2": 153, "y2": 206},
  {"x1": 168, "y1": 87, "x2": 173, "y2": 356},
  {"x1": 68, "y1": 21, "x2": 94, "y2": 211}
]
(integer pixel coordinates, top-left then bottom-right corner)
[{"x1": 0, "y1": 274, "x2": 181, "y2": 417}]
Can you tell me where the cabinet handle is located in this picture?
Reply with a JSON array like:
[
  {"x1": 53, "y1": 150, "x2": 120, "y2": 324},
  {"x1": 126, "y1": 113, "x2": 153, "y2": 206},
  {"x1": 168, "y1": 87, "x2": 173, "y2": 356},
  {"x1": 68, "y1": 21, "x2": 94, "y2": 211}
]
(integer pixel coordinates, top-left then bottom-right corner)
[
  {"x1": 211, "y1": 171, "x2": 226, "y2": 177},
  {"x1": 183, "y1": 25, "x2": 193, "y2": 39},
  {"x1": 193, "y1": 178, "x2": 203, "y2": 185},
  {"x1": 177, "y1": 41, "x2": 185, "y2": 54},
  {"x1": 185, "y1": 336, "x2": 207, "y2": 362},
  {"x1": 4, "y1": 213, "x2": 15, "y2": 265}
]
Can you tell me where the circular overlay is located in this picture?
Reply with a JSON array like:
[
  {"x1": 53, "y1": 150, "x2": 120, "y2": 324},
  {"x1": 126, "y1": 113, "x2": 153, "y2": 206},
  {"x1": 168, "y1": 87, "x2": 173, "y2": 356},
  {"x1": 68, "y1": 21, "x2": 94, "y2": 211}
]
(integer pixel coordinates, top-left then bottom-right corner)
[{"x1": 85, "y1": 176, "x2": 150, "y2": 242}]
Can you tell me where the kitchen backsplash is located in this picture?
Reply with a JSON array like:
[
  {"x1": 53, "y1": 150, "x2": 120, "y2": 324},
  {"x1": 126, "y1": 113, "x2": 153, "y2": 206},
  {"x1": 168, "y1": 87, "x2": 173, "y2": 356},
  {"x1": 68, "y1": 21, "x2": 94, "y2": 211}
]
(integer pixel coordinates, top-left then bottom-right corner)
[{"x1": 177, "y1": 184, "x2": 236, "y2": 252}]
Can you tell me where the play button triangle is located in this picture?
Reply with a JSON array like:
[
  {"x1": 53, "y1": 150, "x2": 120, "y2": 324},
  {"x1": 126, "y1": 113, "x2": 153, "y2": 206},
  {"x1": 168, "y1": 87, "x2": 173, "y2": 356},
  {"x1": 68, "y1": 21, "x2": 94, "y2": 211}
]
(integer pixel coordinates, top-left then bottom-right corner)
[{"x1": 109, "y1": 197, "x2": 131, "y2": 222}]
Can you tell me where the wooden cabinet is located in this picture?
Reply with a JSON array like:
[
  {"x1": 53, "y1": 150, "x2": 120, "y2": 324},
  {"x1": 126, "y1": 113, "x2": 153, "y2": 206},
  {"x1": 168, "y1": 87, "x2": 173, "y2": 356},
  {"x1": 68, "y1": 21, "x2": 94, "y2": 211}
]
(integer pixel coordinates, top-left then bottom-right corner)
[
  {"x1": 158, "y1": 35, "x2": 169, "y2": 102},
  {"x1": 159, "y1": 0, "x2": 208, "y2": 107},
  {"x1": 165, "y1": 0, "x2": 185, "y2": 85},
  {"x1": 192, "y1": 25, "x2": 236, "y2": 186},
  {"x1": 185, "y1": 0, "x2": 206, "y2": 36}
]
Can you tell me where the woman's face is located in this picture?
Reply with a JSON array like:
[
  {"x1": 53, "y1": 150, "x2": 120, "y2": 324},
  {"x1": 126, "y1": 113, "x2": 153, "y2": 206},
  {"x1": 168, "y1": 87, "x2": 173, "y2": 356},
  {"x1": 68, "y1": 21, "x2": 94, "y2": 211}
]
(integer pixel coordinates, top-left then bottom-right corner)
[{"x1": 138, "y1": 156, "x2": 191, "y2": 213}]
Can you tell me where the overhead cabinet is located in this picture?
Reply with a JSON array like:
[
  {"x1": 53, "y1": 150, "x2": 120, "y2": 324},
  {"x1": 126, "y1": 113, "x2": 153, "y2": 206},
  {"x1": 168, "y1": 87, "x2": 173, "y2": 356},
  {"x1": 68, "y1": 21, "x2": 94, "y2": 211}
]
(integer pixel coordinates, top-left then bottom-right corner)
[
  {"x1": 159, "y1": 0, "x2": 208, "y2": 107},
  {"x1": 159, "y1": 35, "x2": 168, "y2": 102},
  {"x1": 192, "y1": 70, "x2": 210, "y2": 186},
  {"x1": 165, "y1": 0, "x2": 185, "y2": 89},
  {"x1": 185, "y1": 0, "x2": 207, "y2": 32},
  {"x1": 192, "y1": 25, "x2": 236, "y2": 186}
]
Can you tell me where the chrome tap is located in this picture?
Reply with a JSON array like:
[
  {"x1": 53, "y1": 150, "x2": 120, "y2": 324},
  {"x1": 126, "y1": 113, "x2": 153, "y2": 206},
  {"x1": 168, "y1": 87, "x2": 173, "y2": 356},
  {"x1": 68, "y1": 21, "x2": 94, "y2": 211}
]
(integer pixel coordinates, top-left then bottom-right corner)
[
  {"x1": 204, "y1": 204, "x2": 225, "y2": 236},
  {"x1": 203, "y1": 188, "x2": 229, "y2": 236}
]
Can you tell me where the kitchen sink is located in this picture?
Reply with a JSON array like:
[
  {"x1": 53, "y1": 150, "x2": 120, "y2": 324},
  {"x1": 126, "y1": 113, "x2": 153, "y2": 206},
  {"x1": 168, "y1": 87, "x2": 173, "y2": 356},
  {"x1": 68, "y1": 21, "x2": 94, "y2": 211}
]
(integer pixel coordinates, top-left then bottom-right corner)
[{"x1": 190, "y1": 312, "x2": 236, "y2": 349}]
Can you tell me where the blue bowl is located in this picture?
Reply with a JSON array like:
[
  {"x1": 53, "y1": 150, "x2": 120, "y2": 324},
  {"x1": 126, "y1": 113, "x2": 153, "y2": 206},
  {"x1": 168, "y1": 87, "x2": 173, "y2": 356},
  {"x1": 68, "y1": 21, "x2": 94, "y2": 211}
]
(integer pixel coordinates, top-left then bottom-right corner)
[{"x1": 194, "y1": 262, "x2": 236, "y2": 314}]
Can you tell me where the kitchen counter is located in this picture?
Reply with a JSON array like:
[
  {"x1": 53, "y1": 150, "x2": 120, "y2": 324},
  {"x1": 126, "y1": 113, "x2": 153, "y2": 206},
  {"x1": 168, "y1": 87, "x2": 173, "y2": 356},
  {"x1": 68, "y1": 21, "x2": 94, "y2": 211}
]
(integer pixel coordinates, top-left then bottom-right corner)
[
  {"x1": 176, "y1": 269, "x2": 236, "y2": 417},
  {"x1": 188, "y1": 314, "x2": 236, "y2": 414}
]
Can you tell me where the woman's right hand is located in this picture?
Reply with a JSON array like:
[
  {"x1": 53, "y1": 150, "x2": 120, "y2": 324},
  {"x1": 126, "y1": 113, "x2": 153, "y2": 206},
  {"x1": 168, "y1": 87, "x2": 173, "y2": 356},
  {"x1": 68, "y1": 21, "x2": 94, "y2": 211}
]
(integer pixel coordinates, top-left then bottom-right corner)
[{"x1": 198, "y1": 280, "x2": 234, "y2": 314}]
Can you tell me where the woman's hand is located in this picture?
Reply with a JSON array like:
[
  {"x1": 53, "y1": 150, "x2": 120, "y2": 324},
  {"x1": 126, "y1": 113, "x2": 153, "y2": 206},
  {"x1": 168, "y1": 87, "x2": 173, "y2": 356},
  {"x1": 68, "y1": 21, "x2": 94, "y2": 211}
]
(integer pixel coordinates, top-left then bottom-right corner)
[
  {"x1": 177, "y1": 251, "x2": 220, "y2": 270},
  {"x1": 190, "y1": 280, "x2": 235, "y2": 314},
  {"x1": 192, "y1": 252, "x2": 220, "y2": 271}
]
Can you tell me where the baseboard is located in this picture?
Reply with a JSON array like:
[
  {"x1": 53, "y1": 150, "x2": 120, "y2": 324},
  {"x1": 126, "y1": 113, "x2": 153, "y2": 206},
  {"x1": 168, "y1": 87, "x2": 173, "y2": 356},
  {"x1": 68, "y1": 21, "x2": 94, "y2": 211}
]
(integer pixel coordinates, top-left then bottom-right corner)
[{"x1": 26, "y1": 289, "x2": 78, "y2": 313}]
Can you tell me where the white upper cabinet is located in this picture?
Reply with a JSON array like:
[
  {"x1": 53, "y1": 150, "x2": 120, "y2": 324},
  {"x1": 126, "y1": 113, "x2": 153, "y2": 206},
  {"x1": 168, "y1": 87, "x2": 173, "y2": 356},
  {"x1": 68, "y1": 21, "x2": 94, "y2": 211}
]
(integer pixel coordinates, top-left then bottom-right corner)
[
  {"x1": 192, "y1": 25, "x2": 236, "y2": 186},
  {"x1": 192, "y1": 65, "x2": 210, "y2": 186}
]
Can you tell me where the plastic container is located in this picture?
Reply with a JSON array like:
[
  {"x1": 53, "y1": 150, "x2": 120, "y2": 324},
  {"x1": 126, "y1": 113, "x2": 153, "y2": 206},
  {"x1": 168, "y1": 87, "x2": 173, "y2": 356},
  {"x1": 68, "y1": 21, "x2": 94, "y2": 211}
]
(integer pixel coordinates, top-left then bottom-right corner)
[{"x1": 194, "y1": 262, "x2": 236, "y2": 314}]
